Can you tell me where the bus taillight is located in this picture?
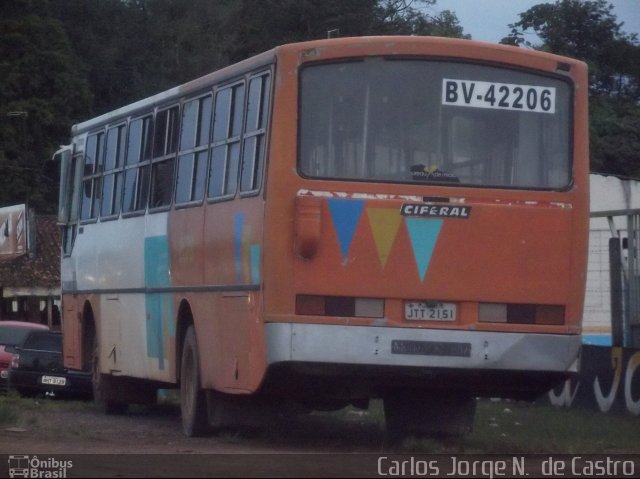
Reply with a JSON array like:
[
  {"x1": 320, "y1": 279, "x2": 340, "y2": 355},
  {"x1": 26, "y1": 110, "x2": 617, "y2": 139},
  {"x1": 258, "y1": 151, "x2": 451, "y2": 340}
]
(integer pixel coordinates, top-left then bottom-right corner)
[
  {"x1": 478, "y1": 303, "x2": 565, "y2": 325},
  {"x1": 296, "y1": 295, "x2": 384, "y2": 318}
]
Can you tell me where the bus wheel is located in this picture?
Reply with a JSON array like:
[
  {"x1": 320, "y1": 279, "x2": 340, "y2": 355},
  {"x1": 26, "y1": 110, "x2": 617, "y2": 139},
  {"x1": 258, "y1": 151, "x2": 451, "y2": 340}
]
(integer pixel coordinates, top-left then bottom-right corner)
[
  {"x1": 180, "y1": 325, "x2": 208, "y2": 437},
  {"x1": 91, "y1": 339, "x2": 127, "y2": 415},
  {"x1": 384, "y1": 392, "x2": 476, "y2": 443}
]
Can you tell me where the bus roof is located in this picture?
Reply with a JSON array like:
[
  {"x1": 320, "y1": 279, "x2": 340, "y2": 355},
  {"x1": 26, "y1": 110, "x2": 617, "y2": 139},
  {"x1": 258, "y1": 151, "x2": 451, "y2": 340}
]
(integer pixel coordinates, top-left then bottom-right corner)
[
  {"x1": 72, "y1": 35, "x2": 585, "y2": 136},
  {"x1": 275, "y1": 35, "x2": 586, "y2": 73},
  {"x1": 72, "y1": 48, "x2": 277, "y2": 135}
]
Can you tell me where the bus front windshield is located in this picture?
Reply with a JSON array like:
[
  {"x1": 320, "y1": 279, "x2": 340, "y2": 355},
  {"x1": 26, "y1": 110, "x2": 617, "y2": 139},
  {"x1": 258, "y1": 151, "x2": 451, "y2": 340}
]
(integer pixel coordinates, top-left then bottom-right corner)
[{"x1": 299, "y1": 58, "x2": 571, "y2": 190}]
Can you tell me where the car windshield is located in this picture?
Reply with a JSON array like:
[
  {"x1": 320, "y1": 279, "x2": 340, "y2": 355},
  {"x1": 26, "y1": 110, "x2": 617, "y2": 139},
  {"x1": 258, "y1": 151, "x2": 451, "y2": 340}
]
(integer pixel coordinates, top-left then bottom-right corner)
[
  {"x1": 0, "y1": 326, "x2": 40, "y2": 347},
  {"x1": 299, "y1": 58, "x2": 571, "y2": 190},
  {"x1": 23, "y1": 333, "x2": 62, "y2": 352}
]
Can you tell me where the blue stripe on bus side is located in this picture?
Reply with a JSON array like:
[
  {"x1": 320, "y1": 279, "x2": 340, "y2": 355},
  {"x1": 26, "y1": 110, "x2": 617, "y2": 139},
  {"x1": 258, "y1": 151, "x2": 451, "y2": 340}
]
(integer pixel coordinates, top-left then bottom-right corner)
[{"x1": 144, "y1": 235, "x2": 173, "y2": 370}]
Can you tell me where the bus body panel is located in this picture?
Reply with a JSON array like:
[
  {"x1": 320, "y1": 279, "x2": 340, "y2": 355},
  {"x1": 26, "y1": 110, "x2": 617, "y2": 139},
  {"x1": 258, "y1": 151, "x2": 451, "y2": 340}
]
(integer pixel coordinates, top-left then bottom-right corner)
[
  {"x1": 288, "y1": 195, "x2": 575, "y2": 317},
  {"x1": 261, "y1": 37, "x2": 589, "y2": 396},
  {"x1": 62, "y1": 197, "x2": 268, "y2": 392},
  {"x1": 265, "y1": 36, "x2": 589, "y2": 312},
  {"x1": 195, "y1": 196, "x2": 266, "y2": 393},
  {"x1": 265, "y1": 323, "x2": 581, "y2": 372},
  {"x1": 64, "y1": 213, "x2": 177, "y2": 382}
]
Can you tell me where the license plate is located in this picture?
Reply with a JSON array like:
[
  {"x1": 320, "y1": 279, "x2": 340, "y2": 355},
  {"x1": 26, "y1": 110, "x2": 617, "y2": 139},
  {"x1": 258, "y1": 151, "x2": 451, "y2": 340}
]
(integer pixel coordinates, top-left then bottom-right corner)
[
  {"x1": 405, "y1": 301, "x2": 456, "y2": 321},
  {"x1": 41, "y1": 375, "x2": 66, "y2": 386}
]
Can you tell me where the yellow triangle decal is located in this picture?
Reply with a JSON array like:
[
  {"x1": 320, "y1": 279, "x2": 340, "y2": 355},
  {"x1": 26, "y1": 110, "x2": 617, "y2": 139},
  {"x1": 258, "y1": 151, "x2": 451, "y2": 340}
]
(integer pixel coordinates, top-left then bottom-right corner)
[{"x1": 367, "y1": 208, "x2": 402, "y2": 268}]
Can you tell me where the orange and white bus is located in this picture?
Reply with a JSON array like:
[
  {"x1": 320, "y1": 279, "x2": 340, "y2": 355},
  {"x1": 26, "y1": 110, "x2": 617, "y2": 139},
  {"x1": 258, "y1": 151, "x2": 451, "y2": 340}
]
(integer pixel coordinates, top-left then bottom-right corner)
[{"x1": 55, "y1": 36, "x2": 589, "y2": 437}]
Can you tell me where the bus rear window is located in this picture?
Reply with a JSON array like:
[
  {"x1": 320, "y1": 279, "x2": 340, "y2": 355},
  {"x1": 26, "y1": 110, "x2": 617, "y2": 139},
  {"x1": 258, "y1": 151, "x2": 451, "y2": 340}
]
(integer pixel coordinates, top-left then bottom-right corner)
[{"x1": 299, "y1": 59, "x2": 571, "y2": 189}]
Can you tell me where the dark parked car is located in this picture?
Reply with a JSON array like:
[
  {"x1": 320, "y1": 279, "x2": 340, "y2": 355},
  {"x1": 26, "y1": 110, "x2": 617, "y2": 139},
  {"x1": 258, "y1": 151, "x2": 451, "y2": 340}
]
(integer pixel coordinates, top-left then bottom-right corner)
[
  {"x1": 0, "y1": 321, "x2": 49, "y2": 391},
  {"x1": 8, "y1": 331, "x2": 92, "y2": 399}
]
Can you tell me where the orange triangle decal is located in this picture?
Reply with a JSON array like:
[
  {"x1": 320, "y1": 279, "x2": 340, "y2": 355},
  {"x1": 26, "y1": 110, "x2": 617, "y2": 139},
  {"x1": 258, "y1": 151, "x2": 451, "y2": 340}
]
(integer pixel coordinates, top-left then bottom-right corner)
[{"x1": 367, "y1": 208, "x2": 402, "y2": 268}]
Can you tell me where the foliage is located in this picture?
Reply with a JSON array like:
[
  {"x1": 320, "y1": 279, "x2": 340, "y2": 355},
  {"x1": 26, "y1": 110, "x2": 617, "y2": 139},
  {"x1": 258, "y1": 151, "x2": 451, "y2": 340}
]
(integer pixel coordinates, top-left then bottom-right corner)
[
  {"x1": 0, "y1": 393, "x2": 19, "y2": 426},
  {"x1": 1, "y1": 0, "x2": 639, "y2": 212},
  {"x1": 502, "y1": 0, "x2": 640, "y2": 177},
  {"x1": 0, "y1": 5, "x2": 91, "y2": 212},
  {"x1": 590, "y1": 97, "x2": 640, "y2": 177},
  {"x1": 0, "y1": 0, "x2": 468, "y2": 212}
]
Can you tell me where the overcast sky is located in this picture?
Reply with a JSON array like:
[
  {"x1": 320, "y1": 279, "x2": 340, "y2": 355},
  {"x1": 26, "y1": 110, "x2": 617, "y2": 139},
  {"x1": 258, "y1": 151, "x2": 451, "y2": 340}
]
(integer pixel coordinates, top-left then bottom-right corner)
[{"x1": 430, "y1": 0, "x2": 640, "y2": 44}]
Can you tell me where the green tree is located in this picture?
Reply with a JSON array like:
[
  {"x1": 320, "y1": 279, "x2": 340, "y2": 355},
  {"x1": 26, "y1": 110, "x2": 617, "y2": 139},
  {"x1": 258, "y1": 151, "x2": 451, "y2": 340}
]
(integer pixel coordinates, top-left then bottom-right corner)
[
  {"x1": 590, "y1": 98, "x2": 640, "y2": 176},
  {"x1": 502, "y1": 0, "x2": 640, "y2": 177},
  {"x1": 0, "y1": 0, "x2": 470, "y2": 212},
  {"x1": 71, "y1": 0, "x2": 469, "y2": 106},
  {"x1": 0, "y1": 9, "x2": 91, "y2": 212},
  {"x1": 503, "y1": 0, "x2": 639, "y2": 98},
  {"x1": 198, "y1": 0, "x2": 468, "y2": 65},
  {"x1": 48, "y1": 0, "x2": 154, "y2": 113}
]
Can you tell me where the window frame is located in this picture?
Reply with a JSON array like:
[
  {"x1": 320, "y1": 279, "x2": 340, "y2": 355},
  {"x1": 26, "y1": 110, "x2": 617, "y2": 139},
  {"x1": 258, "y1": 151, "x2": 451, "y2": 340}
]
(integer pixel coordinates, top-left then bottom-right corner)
[
  {"x1": 121, "y1": 113, "x2": 154, "y2": 218},
  {"x1": 206, "y1": 68, "x2": 273, "y2": 204},
  {"x1": 207, "y1": 79, "x2": 247, "y2": 203},
  {"x1": 100, "y1": 121, "x2": 127, "y2": 221},
  {"x1": 175, "y1": 92, "x2": 213, "y2": 209},
  {"x1": 297, "y1": 58, "x2": 574, "y2": 192},
  {"x1": 63, "y1": 152, "x2": 83, "y2": 256},
  {"x1": 149, "y1": 104, "x2": 180, "y2": 213},
  {"x1": 72, "y1": 64, "x2": 274, "y2": 221},
  {"x1": 79, "y1": 129, "x2": 105, "y2": 224},
  {"x1": 239, "y1": 71, "x2": 271, "y2": 198}
]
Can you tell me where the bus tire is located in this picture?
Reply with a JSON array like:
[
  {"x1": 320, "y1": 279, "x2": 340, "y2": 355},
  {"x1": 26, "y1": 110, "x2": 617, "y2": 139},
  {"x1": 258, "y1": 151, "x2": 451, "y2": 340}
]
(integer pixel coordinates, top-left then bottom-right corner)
[
  {"x1": 180, "y1": 325, "x2": 208, "y2": 437},
  {"x1": 384, "y1": 392, "x2": 476, "y2": 442}
]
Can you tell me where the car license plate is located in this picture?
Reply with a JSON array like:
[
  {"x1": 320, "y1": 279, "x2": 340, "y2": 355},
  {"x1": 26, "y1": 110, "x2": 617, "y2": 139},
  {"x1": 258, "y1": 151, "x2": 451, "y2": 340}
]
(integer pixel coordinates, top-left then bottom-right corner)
[
  {"x1": 405, "y1": 301, "x2": 456, "y2": 321},
  {"x1": 41, "y1": 375, "x2": 66, "y2": 386}
]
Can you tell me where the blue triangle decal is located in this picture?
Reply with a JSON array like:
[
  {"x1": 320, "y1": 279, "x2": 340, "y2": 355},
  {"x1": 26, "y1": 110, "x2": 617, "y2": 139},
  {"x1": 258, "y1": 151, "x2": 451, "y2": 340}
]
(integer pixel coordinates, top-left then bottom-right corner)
[
  {"x1": 405, "y1": 218, "x2": 443, "y2": 282},
  {"x1": 328, "y1": 198, "x2": 365, "y2": 259}
]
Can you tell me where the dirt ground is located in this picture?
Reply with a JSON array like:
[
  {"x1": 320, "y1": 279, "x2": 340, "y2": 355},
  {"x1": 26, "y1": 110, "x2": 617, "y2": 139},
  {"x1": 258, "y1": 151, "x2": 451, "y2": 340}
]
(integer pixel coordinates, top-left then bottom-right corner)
[
  {"x1": 4, "y1": 397, "x2": 637, "y2": 477},
  {"x1": 0, "y1": 400, "x2": 391, "y2": 477}
]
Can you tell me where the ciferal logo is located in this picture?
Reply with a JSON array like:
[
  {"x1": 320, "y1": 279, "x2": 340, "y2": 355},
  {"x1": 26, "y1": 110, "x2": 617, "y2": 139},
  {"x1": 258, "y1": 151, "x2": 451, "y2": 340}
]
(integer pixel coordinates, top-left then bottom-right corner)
[
  {"x1": 400, "y1": 203, "x2": 472, "y2": 219},
  {"x1": 8, "y1": 455, "x2": 73, "y2": 478}
]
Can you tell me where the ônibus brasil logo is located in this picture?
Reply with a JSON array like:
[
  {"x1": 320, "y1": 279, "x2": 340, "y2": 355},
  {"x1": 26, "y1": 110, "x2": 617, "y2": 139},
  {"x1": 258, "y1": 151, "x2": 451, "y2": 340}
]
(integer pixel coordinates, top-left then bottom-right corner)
[{"x1": 8, "y1": 455, "x2": 73, "y2": 478}]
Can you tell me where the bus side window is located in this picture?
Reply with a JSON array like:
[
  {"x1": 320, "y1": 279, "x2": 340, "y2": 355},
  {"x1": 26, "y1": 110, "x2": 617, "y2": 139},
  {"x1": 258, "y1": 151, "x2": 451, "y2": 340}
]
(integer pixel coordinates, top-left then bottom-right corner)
[
  {"x1": 150, "y1": 106, "x2": 179, "y2": 209},
  {"x1": 209, "y1": 82, "x2": 245, "y2": 199},
  {"x1": 62, "y1": 152, "x2": 82, "y2": 255},
  {"x1": 80, "y1": 131, "x2": 104, "y2": 221},
  {"x1": 101, "y1": 124, "x2": 126, "y2": 217},
  {"x1": 176, "y1": 95, "x2": 212, "y2": 204},
  {"x1": 240, "y1": 72, "x2": 270, "y2": 194},
  {"x1": 123, "y1": 115, "x2": 153, "y2": 214}
]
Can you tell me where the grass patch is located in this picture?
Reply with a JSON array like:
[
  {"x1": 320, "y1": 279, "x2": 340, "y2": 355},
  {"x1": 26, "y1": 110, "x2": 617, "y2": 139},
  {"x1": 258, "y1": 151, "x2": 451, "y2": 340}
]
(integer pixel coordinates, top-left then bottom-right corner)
[
  {"x1": 2, "y1": 392, "x2": 639, "y2": 453},
  {"x1": 467, "y1": 399, "x2": 640, "y2": 453},
  {"x1": 0, "y1": 392, "x2": 95, "y2": 430},
  {"x1": 398, "y1": 399, "x2": 640, "y2": 453},
  {"x1": 0, "y1": 393, "x2": 20, "y2": 426}
]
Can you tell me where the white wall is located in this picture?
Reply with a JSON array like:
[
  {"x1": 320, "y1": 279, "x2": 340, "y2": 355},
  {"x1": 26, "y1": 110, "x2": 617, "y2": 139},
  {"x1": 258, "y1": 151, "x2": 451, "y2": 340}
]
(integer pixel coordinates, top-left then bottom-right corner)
[{"x1": 584, "y1": 174, "x2": 640, "y2": 344}]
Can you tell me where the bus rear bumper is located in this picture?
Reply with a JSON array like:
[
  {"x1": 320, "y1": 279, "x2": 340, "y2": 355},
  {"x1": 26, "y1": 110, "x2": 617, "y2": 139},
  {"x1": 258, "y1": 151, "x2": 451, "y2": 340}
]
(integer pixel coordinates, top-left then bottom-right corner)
[{"x1": 265, "y1": 322, "x2": 581, "y2": 373}]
